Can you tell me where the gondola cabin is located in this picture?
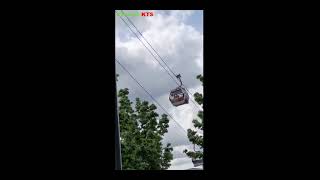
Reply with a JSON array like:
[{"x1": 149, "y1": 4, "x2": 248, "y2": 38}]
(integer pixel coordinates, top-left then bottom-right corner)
[
  {"x1": 169, "y1": 87, "x2": 189, "y2": 106},
  {"x1": 192, "y1": 158, "x2": 203, "y2": 167}
]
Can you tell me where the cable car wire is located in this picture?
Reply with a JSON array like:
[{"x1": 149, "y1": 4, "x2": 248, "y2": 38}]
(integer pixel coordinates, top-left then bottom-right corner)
[
  {"x1": 119, "y1": 11, "x2": 200, "y2": 107},
  {"x1": 117, "y1": 14, "x2": 179, "y2": 87},
  {"x1": 118, "y1": 66, "x2": 188, "y2": 146},
  {"x1": 120, "y1": 10, "x2": 201, "y2": 103},
  {"x1": 116, "y1": 12, "x2": 203, "y2": 160},
  {"x1": 116, "y1": 58, "x2": 188, "y2": 135},
  {"x1": 118, "y1": 10, "x2": 203, "y2": 111},
  {"x1": 120, "y1": 10, "x2": 181, "y2": 85}
]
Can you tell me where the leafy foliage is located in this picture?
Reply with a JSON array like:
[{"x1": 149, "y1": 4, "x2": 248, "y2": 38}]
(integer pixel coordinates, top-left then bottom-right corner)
[
  {"x1": 183, "y1": 74, "x2": 203, "y2": 160},
  {"x1": 117, "y1": 78, "x2": 173, "y2": 170}
]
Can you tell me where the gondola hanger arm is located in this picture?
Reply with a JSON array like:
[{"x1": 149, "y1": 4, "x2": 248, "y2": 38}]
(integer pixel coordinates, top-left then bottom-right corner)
[{"x1": 176, "y1": 74, "x2": 182, "y2": 87}]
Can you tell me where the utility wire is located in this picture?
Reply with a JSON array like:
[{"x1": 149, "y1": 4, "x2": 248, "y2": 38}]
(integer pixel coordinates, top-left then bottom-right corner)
[
  {"x1": 116, "y1": 58, "x2": 188, "y2": 135},
  {"x1": 119, "y1": 10, "x2": 203, "y2": 111}
]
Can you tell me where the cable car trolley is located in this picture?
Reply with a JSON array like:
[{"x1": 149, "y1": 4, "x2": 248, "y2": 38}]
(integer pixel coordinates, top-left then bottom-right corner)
[{"x1": 169, "y1": 74, "x2": 189, "y2": 107}]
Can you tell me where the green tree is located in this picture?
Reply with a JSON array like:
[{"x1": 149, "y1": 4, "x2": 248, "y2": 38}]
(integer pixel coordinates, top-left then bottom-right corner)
[
  {"x1": 183, "y1": 74, "x2": 203, "y2": 160},
  {"x1": 117, "y1": 76, "x2": 173, "y2": 170}
]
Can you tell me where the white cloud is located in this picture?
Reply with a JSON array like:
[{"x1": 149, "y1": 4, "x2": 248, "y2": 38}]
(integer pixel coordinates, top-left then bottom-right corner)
[{"x1": 168, "y1": 157, "x2": 194, "y2": 170}]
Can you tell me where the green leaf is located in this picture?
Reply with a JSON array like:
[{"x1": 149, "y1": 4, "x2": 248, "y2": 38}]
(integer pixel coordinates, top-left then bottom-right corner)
[
  {"x1": 184, "y1": 74, "x2": 204, "y2": 160},
  {"x1": 118, "y1": 87, "x2": 173, "y2": 170}
]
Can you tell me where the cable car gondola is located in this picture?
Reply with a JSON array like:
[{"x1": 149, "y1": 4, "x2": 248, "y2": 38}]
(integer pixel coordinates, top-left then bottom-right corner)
[
  {"x1": 169, "y1": 74, "x2": 189, "y2": 107},
  {"x1": 192, "y1": 158, "x2": 203, "y2": 167},
  {"x1": 191, "y1": 145, "x2": 203, "y2": 167}
]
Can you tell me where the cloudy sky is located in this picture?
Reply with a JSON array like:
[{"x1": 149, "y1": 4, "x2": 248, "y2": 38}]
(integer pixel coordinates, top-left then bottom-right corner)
[{"x1": 115, "y1": 10, "x2": 203, "y2": 170}]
